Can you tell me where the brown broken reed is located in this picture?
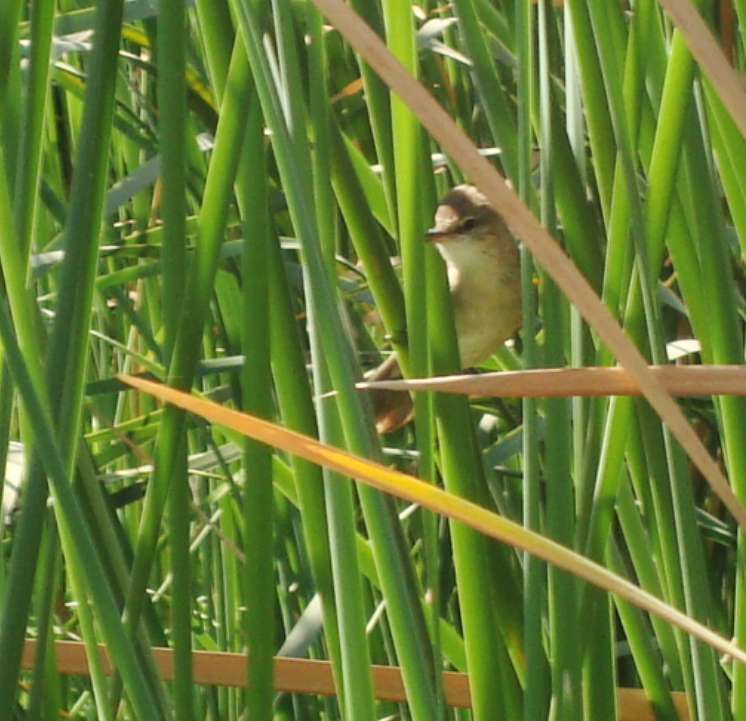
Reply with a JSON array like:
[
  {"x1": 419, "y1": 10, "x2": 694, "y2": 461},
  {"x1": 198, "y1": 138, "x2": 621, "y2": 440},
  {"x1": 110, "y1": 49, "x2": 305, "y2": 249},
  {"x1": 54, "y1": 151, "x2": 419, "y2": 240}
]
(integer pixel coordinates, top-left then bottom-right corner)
[
  {"x1": 358, "y1": 365, "x2": 746, "y2": 398},
  {"x1": 22, "y1": 639, "x2": 689, "y2": 721}
]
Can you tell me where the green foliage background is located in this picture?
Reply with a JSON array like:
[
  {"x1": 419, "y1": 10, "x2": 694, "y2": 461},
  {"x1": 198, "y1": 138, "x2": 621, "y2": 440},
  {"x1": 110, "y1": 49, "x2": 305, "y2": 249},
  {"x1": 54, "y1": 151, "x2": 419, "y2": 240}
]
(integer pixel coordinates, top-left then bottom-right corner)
[{"x1": 1, "y1": 0, "x2": 746, "y2": 720}]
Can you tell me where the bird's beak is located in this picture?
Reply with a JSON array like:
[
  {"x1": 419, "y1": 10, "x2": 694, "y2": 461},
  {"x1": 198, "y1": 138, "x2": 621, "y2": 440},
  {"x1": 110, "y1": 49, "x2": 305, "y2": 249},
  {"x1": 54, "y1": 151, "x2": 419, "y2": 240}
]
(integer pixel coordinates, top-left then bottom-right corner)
[{"x1": 425, "y1": 227, "x2": 447, "y2": 242}]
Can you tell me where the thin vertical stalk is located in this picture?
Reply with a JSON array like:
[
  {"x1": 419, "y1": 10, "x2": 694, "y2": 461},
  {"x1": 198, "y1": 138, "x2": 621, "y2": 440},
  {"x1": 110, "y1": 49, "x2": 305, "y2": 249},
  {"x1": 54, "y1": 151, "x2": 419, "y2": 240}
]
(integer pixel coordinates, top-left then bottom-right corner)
[
  {"x1": 0, "y1": 0, "x2": 22, "y2": 103},
  {"x1": 516, "y1": 1, "x2": 545, "y2": 721},
  {"x1": 158, "y1": 0, "x2": 193, "y2": 715},
  {"x1": 537, "y1": 2, "x2": 582, "y2": 719},
  {"x1": 14, "y1": 0, "x2": 56, "y2": 258},
  {"x1": 563, "y1": 0, "x2": 616, "y2": 219},
  {"x1": 240, "y1": 116, "x2": 275, "y2": 721}
]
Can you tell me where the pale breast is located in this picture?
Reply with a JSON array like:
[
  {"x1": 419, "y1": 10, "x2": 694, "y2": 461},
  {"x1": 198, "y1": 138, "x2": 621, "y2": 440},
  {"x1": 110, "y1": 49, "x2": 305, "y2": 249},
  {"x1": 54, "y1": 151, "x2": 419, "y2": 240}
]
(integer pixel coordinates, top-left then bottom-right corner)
[{"x1": 439, "y1": 237, "x2": 521, "y2": 368}]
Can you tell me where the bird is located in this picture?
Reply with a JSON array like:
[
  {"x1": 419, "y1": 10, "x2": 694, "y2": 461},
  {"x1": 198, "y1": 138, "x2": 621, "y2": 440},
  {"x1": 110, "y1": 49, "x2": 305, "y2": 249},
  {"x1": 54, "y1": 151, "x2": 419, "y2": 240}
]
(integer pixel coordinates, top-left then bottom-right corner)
[{"x1": 369, "y1": 184, "x2": 522, "y2": 433}]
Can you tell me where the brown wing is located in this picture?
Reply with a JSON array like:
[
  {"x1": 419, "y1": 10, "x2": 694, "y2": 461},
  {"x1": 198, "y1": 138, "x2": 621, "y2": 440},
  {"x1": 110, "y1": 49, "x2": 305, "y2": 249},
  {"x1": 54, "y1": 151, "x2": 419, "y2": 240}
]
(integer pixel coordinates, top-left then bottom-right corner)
[{"x1": 365, "y1": 353, "x2": 414, "y2": 434}]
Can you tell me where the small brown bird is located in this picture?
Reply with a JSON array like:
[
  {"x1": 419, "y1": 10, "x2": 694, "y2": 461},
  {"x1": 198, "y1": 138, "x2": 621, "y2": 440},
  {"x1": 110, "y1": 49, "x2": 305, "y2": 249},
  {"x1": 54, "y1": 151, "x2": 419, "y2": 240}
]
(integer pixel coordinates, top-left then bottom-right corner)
[{"x1": 370, "y1": 184, "x2": 522, "y2": 433}]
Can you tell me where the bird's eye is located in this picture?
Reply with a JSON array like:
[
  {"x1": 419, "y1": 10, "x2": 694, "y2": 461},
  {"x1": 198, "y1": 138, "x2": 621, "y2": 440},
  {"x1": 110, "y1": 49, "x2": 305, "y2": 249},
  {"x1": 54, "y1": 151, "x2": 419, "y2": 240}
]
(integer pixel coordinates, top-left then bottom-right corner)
[{"x1": 460, "y1": 217, "x2": 477, "y2": 232}]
